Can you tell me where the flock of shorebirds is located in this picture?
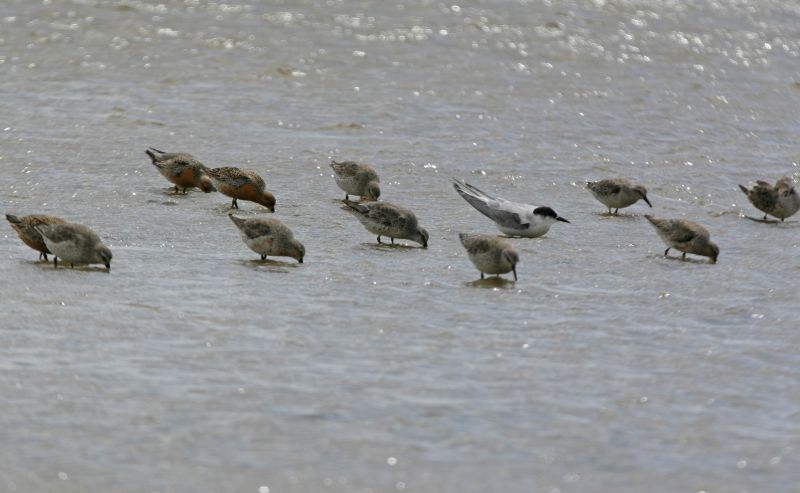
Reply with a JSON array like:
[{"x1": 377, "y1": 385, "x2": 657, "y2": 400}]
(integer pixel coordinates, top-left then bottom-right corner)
[{"x1": 5, "y1": 148, "x2": 800, "y2": 279}]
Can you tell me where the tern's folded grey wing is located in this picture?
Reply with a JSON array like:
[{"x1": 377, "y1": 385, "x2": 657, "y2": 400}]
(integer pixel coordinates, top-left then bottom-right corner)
[{"x1": 453, "y1": 182, "x2": 526, "y2": 228}]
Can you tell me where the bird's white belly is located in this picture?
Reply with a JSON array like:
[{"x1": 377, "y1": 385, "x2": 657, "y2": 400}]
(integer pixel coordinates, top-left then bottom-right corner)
[
  {"x1": 243, "y1": 234, "x2": 277, "y2": 256},
  {"x1": 468, "y1": 250, "x2": 512, "y2": 275},
  {"x1": 44, "y1": 239, "x2": 87, "y2": 264},
  {"x1": 334, "y1": 175, "x2": 362, "y2": 195},
  {"x1": 497, "y1": 223, "x2": 550, "y2": 238}
]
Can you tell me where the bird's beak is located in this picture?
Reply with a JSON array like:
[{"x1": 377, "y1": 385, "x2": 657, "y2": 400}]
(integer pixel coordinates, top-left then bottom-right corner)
[
  {"x1": 557, "y1": 217, "x2": 570, "y2": 223},
  {"x1": 643, "y1": 196, "x2": 653, "y2": 207},
  {"x1": 512, "y1": 265, "x2": 518, "y2": 281}
]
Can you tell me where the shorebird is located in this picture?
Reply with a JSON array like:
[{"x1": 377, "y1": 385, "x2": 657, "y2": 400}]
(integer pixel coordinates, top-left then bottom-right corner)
[
  {"x1": 145, "y1": 147, "x2": 216, "y2": 194},
  {"x1": 330, "y1": 160, "x2": 381, "y2": 201},
  {"x1": 644, "y1": 215, "x2": 719, "y2": 263},
  {"x1": 342, "y1": 199, "x2": 429, "y2": 247},
  {"x1": 459, "y1": 233, "x2": 519, "y2": 280},
  {"x1": 228, "y1": 214, "x2": 304, "y2": 263},
  {"x1": 587, "y1": 178, "x2": 652, "y2": 214},
  {"x1": 452, "y1": 179, "x2": 569, "y2": 238},
  {"x1": 6, "y1": 214, "x2": 67, "y2": 261},
  {"x1": 739, "y1": 177, "x2": 800, "y2": 222},
  {"x1": 35, "y1": 223, "x2": 112, "y2": 270},
  {"x1": 207, "y1": 167, "x2": 275, "y2": 211}
]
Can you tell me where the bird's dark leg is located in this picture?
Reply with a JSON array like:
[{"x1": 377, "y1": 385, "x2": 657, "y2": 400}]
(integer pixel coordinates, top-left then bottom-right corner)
[
  {"x1": 345, "y1": 194, "x2": 349, "y2": 201},
  {"x1": 681, "y1": 253, "x2": 686, "y2": 260},
  {"x1": 391, "y1": 237, "x2": 394, "y2": 245},
  {"x1": 70, "y1": 263, "x2": 74, "y2": 269},
  {"x1": 614, "y1": 208, "x2": 619, "y2": 214},
  {"x1": 481, "y1": 273, "x2": 484, "y2": 279},
  {"x1": 183, "y1": 187, "x2": 188, "y2": 194},
  {"x1": 781, "y1": 218, "x2": 785, "y2": 222},
  {"x1": 377, "y1": 236, "x2": 382, "y2": 244},
  {"x1": 764, "y1": 214, "x2": 768, "y2": 220},
  {"x1": 54, "y1": 257, "x2": 58, "y2": 269},
  {"x1": 232, "y1": 198, "x2": 238, "y2": 209},
  {"x1": 664, "y1": 248, "x2": 670, "y2": 256},
  {"x1": 261, "y1": 254, "x2": 266, "y2": 260},
  {"x1": 174, "y1": 185, "x2": 179, "y2": 194}
]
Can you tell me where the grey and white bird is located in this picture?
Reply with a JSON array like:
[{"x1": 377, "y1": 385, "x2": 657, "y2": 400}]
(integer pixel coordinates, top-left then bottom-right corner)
[
  {"x1": 228, "y1": 214, "x2": 304, "y2": 263},
  {"x1": 330, "y1": 160, "x2": 381, "y2": 201},
  {"x1": 739, "y1": 177, "x2": 800, "y2": 222},
  {"x1": 586, "y1": 178, "x2": 652, "y2": 214},
  {"x1": 644, "y1": 215, "x2": 719, "y2": 263},
  {"x1": 342, "y1": 199, "x2": 429, "y2": 247},
  {"x1": 459, "y1": 233, "x2": 519, "y2": 280},
  {"x1": 35, "y1": 222, "x2": 112, "y2": 270},
  {"x1": 452, "y1": 179, "x2": 569, "y2": 238}
]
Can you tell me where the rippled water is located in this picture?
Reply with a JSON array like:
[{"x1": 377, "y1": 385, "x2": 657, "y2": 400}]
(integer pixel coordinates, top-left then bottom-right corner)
[{"x1": 2, "y1": 0, "x2": 799, "y2": 491}]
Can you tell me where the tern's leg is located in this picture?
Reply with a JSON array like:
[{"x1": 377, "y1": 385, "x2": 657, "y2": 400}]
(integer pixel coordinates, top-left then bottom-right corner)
[
  {"x1": 54, "y1": 257, "x2": 58, "y2": 269},
  {"x1": 261, "y1": 254, "x2": 266, "y2": 260},
  {"x1": 377, "y1": 236, "x2": 382, "y2": 244},
  {"x1": 232, "y1": 198, "x2": 238, "y2": 209},
  {"x1": 681, "y1": 253, "x2": 686, "y2": 260},
  {"x1": 481, "y1": 273, "x2": 484, "y2": 279},
  {"x1": 391, "y1": 238, "x2": 394, "y2": 245},
  {"x1": 664, "y1": 248, "x2": 670, "y2": 256}
]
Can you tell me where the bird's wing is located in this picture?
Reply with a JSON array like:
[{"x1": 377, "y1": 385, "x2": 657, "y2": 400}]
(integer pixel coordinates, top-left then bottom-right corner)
[
  {"x1": 666, "y1": 221, "x2": 699, "y2": 244},
  {"x1": 453, "y1": 180, "x2": 528, "y2": 229},
  {"x1": 242, "y1": 220, "x2": 275, "y2": 240}
]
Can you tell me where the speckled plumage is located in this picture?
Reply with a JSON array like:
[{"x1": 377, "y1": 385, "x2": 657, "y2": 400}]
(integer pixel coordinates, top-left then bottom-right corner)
[
  {"x1": 35, "y1": 223, "x2": 112, "y2": 270},
  {"x1": 145, "y1": 147, "x2": 216, "y2": 194},
  {"x1": 645, "y1": 215, "x2": 719, "y2": 263},
  {"x1": 343, "y1": 199, "x2": 429, "y2": 247},
  {"x1": 587, "y1": 178, "x2": 652, "y2": 214},
  {"x1": 6, "y1": 214, "x2": 67, "y2": 261},
  {"x1": 739, "y1": 177, "x2": 800, "y2": 221},
  {"x1": 459, "y1": 233, "x2": 519, "y2": 280},
  {"x1": 208, "y1": 167, "x2": 275, "y2": 211},
  {"x1": 228, "y1": 214, "x2": 304, "y2": 262},
  {"x1": 330, "y1": 160, "x2": 381, "y2": 201}
]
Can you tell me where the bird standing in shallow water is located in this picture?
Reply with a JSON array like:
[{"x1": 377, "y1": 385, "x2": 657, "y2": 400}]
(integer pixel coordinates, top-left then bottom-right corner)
[
  {"x1": 207, "y1": 167, "x2": 276, "y2": 211},
  {"x1": 452, "y1": 179, "x2": 569, "y2": 238},
  {"x1": 6, "y1": 214, "x2": 66, "y2": 261},
  {"x1": 342, "y1": 199, "x2": 429, "y2": 247},
  {"x1": 330, "y1": 160, "x2": 381, "y2": 201},
  {"x1": 35, "y1": 223, "x2": 112, "y2": 270},
  {"x1": 644, "y1": 215, "x2": 719, "y2": 263},
  {"x1": 739, "y1": 177, "x2": 800, "y2": 222},
  {"x1": 228, "y1": 214, "x2": 304, "y2": 263},
  {"x1": 587, "y1": 178, "x2": 652, "y2": 214},
  {"x1": 459, "y1": 233, "x2": 519, "y2": 280},
  {"x1": 145, "y1": 148, "x2": 216, "y2": 194}
]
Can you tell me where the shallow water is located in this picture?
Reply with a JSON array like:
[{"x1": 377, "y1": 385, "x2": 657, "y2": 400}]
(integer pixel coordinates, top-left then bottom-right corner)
[{"x1": 1, "y1": 0, "x2": 799, "y2": 491}]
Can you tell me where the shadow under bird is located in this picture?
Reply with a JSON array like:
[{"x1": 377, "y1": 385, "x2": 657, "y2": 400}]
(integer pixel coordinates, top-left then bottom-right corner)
[
  {"x1": 452, "y1": 179, "x2": 569, "y2": 238},
  {"x1": 34, "y1": 222, "x2": 113, "y2": 270},
  {"x1": 6, "y1": 214, "x2": 66, "y2": 261},
  {"x1": 145, "y1": 148, "x2": 216, "y2": 194},
  {"x1": 208, "y1": 167, "x2": 275, "y2": 211},
  {"x1": 739, "y1": 177, "x2": 800, "y2": 222},
  {"x1": 342, "y1": 199, "x2": 429, "y2": 247},
  {"x1": 645, "y1": 215, "x2": 719, "y2": 263},
  {"x1": 459, "y1": 233, "x2": 519, "y2": 280},
  {"x1": 330, "y1": 160, "x2": 381, "y2": 201},
  {"x1": 586, "y1": 178, "x2": 652, "y2": 214},
  {"x1": 229, "y1": 214, "x2": 304, "y2": 263}
]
